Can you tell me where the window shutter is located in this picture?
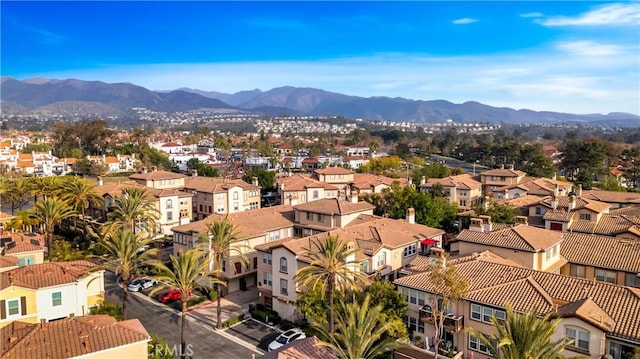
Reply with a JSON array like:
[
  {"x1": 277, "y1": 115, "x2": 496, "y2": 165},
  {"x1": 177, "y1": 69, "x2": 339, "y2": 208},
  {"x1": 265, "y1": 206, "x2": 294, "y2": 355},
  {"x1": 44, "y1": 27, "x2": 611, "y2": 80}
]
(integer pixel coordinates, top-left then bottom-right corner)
[
  {"x1": 0, "y1": 300, "x2": 5, "y2": 319},
  {"x1": 20, "y1": 296, "x2": 27, "y2": 315}
]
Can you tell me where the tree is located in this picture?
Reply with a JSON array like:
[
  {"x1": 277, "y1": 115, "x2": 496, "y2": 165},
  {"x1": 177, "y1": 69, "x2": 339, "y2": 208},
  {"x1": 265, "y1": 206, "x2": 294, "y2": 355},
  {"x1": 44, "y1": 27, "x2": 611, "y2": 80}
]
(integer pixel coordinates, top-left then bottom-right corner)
[
  {"x1": 148, "y1": 334, "x2": 174, "y2": 359},
  {"x1": 33, "y1": 197, "x2": 77, "y2": 257},
  {"x1": 151, "y1": 247, "x2": 223, "y2": 358},
  {"x1": 560, "y1": 138, "x2": 607, "y2": 189},
  {"x1": 599, "y1": 175, "x2": 626, "y2": 192},
  {"x1": 62, "y1": 177, "x2": 103, "y2": 229},
  {"x1": 475, "y1": 200, "x2": 517, "y2": 224},
  {"x1": 427, "y1": 255, "x2": 469, "y2": 359},
  {"x1": 198, "y1": 219, "x2": 247, "y2": 329},
  {"x1": 295, "y1": 236, "x2": 370, "y2": 334},
  {"x1": 2, "y1": 178, "x2": 31, "y2": 214},
  {"x1": 105, "y1": 187, "x2": 159, "y2": 236},
  {"x1": 313, "y1": 294, "x2": 405, "y2": 359},
  {"x1": 97, "y1": 229, "x2": 157, "y2": 320},
  {"x1": 49, "y1": 239, "x2": 86, "y2": 261},
  {"x1": 186, "y1": 158, "x2": 218, "y2": 177},
  {"x1": 468, "y1": 303, "x2": 572, "y2": 359},
  {"x1": 89, "y1": 302, "x2": 123, "y2": 321},
  {"x1": 359, "y1": 281, "x2": 409, "y2": 339},
  {"x1": 242, "y1": 168, "x2": 275, "y2": 191}
]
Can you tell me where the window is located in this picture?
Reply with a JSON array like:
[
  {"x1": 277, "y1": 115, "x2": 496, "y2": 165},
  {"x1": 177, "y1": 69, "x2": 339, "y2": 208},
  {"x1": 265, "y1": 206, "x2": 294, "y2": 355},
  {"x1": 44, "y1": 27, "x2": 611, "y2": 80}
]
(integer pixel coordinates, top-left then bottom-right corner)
[
  {"x1": 595, "y1": 269, "x2": 616, "y2": 284},
  {"x1": 376, "y1": 252, "x2": 386, "y2": 268},
  {"x1": 306, "y1": 212, "x2": 313, "y2": 220},
  {"x1": 217, "y1": 205, "x2": 224, "y2": 213},
  {"x1": 471, "y1": 303, "x2": 506, "y2": 324},
  {"x1": 403, "y1": 244, "x2": 416, "y2": 258},
  {"x1": 313, "y1": 190, "x2": 319, "y2": 199},
  {"x1": 263, "y1": 272, "x2": 272, "y2": 286},
  {"x1": 52, "y1": 292, "x2": 62, "y2": 307},
  {"x1": 459, "y1": 190, "x2": 467, "y2": 197},
  {"x1": 7, "y1": 299, "x2": 20, "y2": 316},
  {"x1": 166, "y1": 199, "x2": 173, "y2": 209},
  {"x1": 280, "y1": 257, "x2": 288, "y2": 273},
  {"x1": 609, "y1": 341, "x2": 636, "y2": 359},
  {"x1": 233, "y1": 192, "x2": 239, "y2": 200},
  {"x1": 317, "y1": 213, "x2": 325, "y2": 222},
  {"x1": 566, "y1": 327, "x2": 589, "y2": 352},
  {"x1": 233, "y1": 202, "x2": 239, "y2": 211},
  {"x1": 579, "y1": 213, "x2": 591, "y2": 220},
  {"x1": 263, "y1": 253, "x2": 272, "y2": 265},
  {"x1": 167, "y1": 211, "x2": 173, "y2": 221},
  {"x1": 269, "y1": 231, "x2": 280, "y2": 241},
  {"x1": 17, "y1": 257, "x2": 34, "y2": 267},
  {"x1": 483, "y1": 306, "x2": 493, "y2": 322},
  {"x1": 406, "y1": 316, "x2": 424, "y2": 333},
  {"x1": 469, "y1": 334, "x2": 495, "y2": 355},
  {"x1": 280, "y1": 279, "x2": 288, "y2": 295},
  {"x1": 361, "y1": 261, "x2": 369, "y2": 273},
  {"x1": 459, "y1": 200, "x2": 467, "y2": 206},
  {"x1": 535, "y1": 207, "x2": 543, "y2": 215},
  {"x1": 546, "y1": 249, "x2": 552, "y2": 260},
  {"x1": 244, "y1": 194, "x2": 248, "y2": 201},
  {"x1": 471, "y1": 304, "x2": 482, "y2": 320},
  {"x1": 625, "y1": 273, "x2": 640, "y2": 288},
  {"x1": 570, "y1": 264, "x2": 586, "y2": 278}
]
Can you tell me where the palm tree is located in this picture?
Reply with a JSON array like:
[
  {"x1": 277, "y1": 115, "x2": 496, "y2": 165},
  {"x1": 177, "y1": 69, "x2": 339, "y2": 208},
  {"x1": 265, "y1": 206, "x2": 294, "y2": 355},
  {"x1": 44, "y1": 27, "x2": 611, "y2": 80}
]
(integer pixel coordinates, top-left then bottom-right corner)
[
  {"x1": 295, "y1": 235, "x2": 370, "y2": 334},
  {"x1": 33, "y1": 197, "x2": 76, "y2": 256},
  {"x1": 105, "y1": 187, "x2": 158, "y2": 236},
  {"x1": 468, "y1": 303, "x2": 572, "y2": 359},
  {"x1": 2, "y1": 178, "x2": 30, "y2": 214},
  {"x1": 198, "y1": 218, "x2": 247, "y2": 329},
  {"x1": 97, "y1": 229, "x2": 157, "y2": 320},
  {"x1": 9, "y1": 209, "x2": 40, "y2": 233},
  {"x1": 314, "y1": 294, "x2": 404, "y2": 359},
  {"x1": 62, "y1": 177, "x2": 103, "y2": 220},
  {"x1": 151, "y1": 247, "x2": 224, "y2": 358}
]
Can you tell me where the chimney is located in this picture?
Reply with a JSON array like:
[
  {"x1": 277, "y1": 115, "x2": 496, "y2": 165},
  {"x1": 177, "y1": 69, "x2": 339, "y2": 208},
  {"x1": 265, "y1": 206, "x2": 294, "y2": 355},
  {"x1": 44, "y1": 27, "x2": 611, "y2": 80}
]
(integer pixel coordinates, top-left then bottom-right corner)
[
  {"x1": 97, "y1": 176, "x2": 103, "y2": 186},
  {"x1": 503, "y1": 189, "x2": 509, "y2": 200},
  {"x1": 252, "y1": 176, "x2": 259, "y2": 187},
  {"x1": 515, "y1": 216, "x2": 528, "y2": 225},
  {"x1": 192, "y1": 169, "x2": 198, "y2": 177},
  {"x1": 479, "y1": 215, "x2": 493, "y2": 232},
  {"x1": 509, "y1": 164, "x2": 515, "y2": 170},
  {"x1": 500, "y1": 164, "x2": 505, "y2": 169},
  {"x1": 551, "y1": 196, "x2": 558, "y2": 210},
  {"x1": 408, "y1": 177, "x2": 413, "y2": 186},
  {"x1": 470, "y1": 218, "x2": 484, "y2": 232},
  {"x1": 280, "y1": 182, "x2": 285, "y2": 191},
  {"x1": 350, "y1": 194, "x2": 358, "y2": 203},
  {"x1": 483, "y1": 196, "x2": 490, "y2": 211},
  {"x1": 576, "y1": 184, "x2": 582, "y2": 197},
  {"x1": 406, "y1": 208, "x2": 415, "y2": 224},
  {"x1": 420, "y1": 176, "x2": 426, "y2": 185},
  {"x1": 141, "y1": 166, "x2": 147, "y2": 174},
  {"x1": 568, "y1": 195, "x2": 576, "y2": 211},
  {"x1": 552, "y1": 172, "x2": 557, "y2": 181},
  {"x1": 151, "y1": 166, "x2": 158, "y2": 172},
  {"x1": 554, "y1": 183, "x2": 559, "y2": 196}
]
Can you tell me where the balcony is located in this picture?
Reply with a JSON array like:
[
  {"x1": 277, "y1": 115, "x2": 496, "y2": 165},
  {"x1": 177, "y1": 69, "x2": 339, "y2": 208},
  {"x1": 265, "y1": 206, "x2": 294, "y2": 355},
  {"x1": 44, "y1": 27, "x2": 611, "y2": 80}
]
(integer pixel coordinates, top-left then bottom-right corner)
[{"x1": 418, "y1": 305, "x2": 464, "y2": 332}]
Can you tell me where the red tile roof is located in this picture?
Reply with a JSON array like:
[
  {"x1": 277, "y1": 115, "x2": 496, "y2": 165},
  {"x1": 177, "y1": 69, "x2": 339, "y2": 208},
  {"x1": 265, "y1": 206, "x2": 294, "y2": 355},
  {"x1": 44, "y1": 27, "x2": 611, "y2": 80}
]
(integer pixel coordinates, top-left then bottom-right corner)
[{"x1": 1, "y1": 260, "x2": 98, "y2": 290}]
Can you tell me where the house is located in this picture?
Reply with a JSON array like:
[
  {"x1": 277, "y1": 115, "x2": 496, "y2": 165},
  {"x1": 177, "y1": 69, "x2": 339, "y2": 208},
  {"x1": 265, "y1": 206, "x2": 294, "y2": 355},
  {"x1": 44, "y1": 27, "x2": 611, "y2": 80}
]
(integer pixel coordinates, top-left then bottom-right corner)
[
  {"x1": 479, "y1": 165, "x2": 526, "y2": 197},
  {"x1": 491, "y1": 176, "x2": 573, "y2": 200},
  {"x1": 0, "y1": 232, "x2": 46, "y2": 271},
  {"x1": 419, "y1": 174, "x2": 482, "y2": 211},
  {"x1": 313, "y1": 167, "x2": 354, "y2": 196},
  {"x1": 580, "y1": 189, "x2": 640, "y2": 209},
  {"x1": 129, "y1": 169, "x2": 186, "y2": 189},
  {"x1": 0, "y1": 315, "x2": 150, "y2": 359},
  {"x1": 394, "y1": 251, "x2": 640, "y2": 359},
  {"x1": 183, "y1": 176, "x2": 261, "y2": 220},
  {"x1": 0, "y1": 260, "x2": 104, "y2": 328},
  {"x1": 277, "y1": 174, "x2": 339, "y2": 206},
  {"x1": 351, "y1": 173, "x2": 408, "y2": 196}
]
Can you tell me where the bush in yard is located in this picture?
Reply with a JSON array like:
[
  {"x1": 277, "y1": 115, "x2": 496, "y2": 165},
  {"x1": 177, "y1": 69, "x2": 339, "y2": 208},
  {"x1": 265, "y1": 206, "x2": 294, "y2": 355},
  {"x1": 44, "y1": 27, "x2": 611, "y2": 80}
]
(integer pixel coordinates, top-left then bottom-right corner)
[{"x1": 222, "y1": 314, "x2": 245, "y2": 328}]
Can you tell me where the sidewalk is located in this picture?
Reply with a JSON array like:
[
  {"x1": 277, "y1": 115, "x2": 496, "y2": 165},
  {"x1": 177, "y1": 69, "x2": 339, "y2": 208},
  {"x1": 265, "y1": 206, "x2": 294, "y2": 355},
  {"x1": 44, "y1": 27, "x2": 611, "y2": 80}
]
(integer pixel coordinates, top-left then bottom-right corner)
[{"x1": 188, "y1": 287, "x2": 259, "y2": 329}]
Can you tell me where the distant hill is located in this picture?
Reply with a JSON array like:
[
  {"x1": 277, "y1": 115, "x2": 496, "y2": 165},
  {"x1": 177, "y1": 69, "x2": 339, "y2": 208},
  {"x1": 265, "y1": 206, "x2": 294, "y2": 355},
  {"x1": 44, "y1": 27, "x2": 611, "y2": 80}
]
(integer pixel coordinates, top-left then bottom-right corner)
[{"x1": 2, "y1": 76, "x2": 639, "y2": 126}]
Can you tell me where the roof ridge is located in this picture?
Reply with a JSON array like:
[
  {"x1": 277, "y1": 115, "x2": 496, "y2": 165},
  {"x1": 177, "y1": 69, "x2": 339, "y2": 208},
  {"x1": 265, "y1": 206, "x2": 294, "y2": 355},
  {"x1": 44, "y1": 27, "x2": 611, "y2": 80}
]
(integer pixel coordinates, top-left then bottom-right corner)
[{"x1": 524, "y1": 276, "x2": 555, "y2": 307}]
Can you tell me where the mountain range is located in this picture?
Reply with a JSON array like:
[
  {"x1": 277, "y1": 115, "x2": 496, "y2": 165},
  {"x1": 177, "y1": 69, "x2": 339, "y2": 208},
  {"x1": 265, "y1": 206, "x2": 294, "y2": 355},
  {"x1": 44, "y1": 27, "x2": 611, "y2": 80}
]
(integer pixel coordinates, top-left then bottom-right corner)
[{"x1": 1, "y1": 76, "x2": 638, "y2": 127}]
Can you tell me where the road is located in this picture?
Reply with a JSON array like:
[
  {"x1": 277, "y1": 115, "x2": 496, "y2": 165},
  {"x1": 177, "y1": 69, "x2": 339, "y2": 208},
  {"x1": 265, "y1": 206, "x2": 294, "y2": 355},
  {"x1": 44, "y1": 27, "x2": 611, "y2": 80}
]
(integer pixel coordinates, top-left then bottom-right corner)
[
  {"x1": 104, "y1": 271, "x2": 259, "y2": 359},
  {"x1": 430, "y1": 154, "x2": 491, "y2": 175}
]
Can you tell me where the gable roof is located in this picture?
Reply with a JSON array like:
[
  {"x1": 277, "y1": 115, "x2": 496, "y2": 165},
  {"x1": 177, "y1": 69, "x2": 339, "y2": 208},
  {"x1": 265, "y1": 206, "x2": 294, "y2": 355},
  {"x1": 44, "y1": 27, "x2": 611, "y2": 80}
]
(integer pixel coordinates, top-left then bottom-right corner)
[
  {"x1": 1, "y1": 232, "x2": 45, "y2": 255},
  {"x1": 456, "y1": 225, "x2": 563, "y2": 252},
  {"x1": 0, "y1": 260, "x2": 98, "y2": 291},
  {"x1": 481, "y1": 168, "x2": 526, "y2": 178},
  {"x1": 277, "y1": 174, "x2": 338, "y2": 191},
  {"x1": 261, "y1": 336, "x2": 336, "y2": 359},
  {"x1": 294, "y1": 198, "x2": 374, "y2": 215},
  {"x1": 129, "y1": 170, "x2": 186, "y2": 180},
  {"x1": 561, "y1": 233, "x2": 640, "y2": 273},
  {"x1": 184, "y1": 177, "x2": 259, "y2": 193},
  {"x1": 351, "y1": 173, "x2": 408, "y2": 190},
  {"x1": 582, "y1": 190, "x2": 640, "y2": 205},
  {"x1": 314, "y1": 167, "x2": 353, "y2": 175},
  {"x1": 554, "y1": 297, "x2": 615, "y2": 332},
  {"x1": 0, "y1": 315, "x2": 149, "y2": 359},
  {"x1": 568, "y1": 213, "x2": 640, "y2": 237},
  {"x1": 421, "y1": 174, "x2": 481, "y2": 190}
]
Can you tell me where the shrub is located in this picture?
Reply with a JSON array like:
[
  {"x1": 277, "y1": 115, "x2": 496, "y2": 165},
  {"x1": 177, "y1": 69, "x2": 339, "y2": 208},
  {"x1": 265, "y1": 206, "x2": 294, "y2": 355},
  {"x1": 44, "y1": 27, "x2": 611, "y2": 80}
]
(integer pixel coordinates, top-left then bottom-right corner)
[
  {"x1": 187, "y1": 295, "x2": 208, "y2": 307},
  {"x1": 89, "y1": 302, "x2": 123, "y2": 321},
  {"x1": 222, "y1": 314, "x2": 245, "y2": 328},
  {"x1": 251, "y1": 309, "x2": 281, "y2": 325},
  {"x1": 280, "y1": 319, "x2": 296, "y2": 331}
]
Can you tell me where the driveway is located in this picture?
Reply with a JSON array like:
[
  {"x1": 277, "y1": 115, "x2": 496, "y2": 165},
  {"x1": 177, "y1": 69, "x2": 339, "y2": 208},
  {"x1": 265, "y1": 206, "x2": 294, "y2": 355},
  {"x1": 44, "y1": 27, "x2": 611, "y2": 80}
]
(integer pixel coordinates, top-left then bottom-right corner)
[{"x1": 225, "y1": 318, "x2": 281, "y2": 351}]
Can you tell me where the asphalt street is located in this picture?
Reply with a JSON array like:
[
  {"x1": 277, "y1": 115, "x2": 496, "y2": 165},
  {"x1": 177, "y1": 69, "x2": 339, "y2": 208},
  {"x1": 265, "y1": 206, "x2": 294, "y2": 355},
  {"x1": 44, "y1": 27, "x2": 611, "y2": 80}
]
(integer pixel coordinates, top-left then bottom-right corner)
[{"x1": 104, "y1": 271, "x2": 260, "y2": 359}]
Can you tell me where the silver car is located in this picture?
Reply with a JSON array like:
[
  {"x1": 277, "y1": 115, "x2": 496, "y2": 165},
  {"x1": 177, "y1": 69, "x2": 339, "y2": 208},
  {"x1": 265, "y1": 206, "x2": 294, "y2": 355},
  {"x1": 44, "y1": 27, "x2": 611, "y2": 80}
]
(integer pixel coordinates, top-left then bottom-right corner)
[{"x1": 128, "y1": 278, "x2": 157, "y2": 292}]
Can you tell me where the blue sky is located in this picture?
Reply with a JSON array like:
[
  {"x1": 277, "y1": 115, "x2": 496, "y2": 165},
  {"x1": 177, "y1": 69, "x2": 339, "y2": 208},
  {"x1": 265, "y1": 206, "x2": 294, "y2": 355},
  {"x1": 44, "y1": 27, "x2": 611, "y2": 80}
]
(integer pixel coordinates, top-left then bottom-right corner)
[{"x1": 2, "y1": 1, "x2": 639, "y2": 115}]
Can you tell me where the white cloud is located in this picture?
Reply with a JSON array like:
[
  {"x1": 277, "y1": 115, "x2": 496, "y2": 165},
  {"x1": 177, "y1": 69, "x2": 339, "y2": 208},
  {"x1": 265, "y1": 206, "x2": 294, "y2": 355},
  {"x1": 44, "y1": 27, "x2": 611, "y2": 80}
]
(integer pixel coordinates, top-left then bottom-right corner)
[
  {"x1": 452, "y1": 17, "x2": 477, "y2": 25},
  {"x1": 556, "y1": 41, "x2": 623, "y2": 56},
  {"x1": 520, "y1": 12, "x2": 543, "y2": 18},
  {"x1": 539, "y1": 3, "x2": 640, "y2": 26}
]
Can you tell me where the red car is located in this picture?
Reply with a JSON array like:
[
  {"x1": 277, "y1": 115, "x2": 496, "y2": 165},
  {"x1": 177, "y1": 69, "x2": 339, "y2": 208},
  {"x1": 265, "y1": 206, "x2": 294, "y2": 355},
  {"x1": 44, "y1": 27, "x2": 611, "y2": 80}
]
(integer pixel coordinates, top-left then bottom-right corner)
[{"x1": 159, "y1": 289, "x2": 182, "y2": 303}]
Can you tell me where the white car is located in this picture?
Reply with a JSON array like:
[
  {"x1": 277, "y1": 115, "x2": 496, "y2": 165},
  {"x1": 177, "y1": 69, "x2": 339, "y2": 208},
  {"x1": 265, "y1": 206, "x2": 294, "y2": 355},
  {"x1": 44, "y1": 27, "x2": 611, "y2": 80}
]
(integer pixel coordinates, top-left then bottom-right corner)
[
  {"x1": 128, "y1": 278, "x2": 157, "y2": 292},
  {"x1": 267, "y1": 328, "x2": 306, "y2": 352}
]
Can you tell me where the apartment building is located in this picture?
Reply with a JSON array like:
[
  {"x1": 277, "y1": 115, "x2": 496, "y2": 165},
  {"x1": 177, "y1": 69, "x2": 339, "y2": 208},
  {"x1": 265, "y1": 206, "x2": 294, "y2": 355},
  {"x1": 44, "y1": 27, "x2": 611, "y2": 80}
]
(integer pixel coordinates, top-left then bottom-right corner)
[
  {"x1": 129, "y1": 169, "x2": 186, "y2": 189},
  {"x1": 479, "y1": 165, "x2": 526, "y2": 197},
  {"x1": 277, "y1": 175, "x2": 339, "y2": 206},
  {"x1": 394, "y1": 252, "x2": 640, "y2": 359},
  {"x1": 0, "y1": 260, "x2": 104, "y2": 328},
  {"x1": 1, "y1": 315, "x2": 150, "y2": 359},
  {"x1": 419, "y1": 174, "x2": 482, "y2": 211},
  {"x1": 184, "y1": 176, "x2": 261, "y2": 220}
]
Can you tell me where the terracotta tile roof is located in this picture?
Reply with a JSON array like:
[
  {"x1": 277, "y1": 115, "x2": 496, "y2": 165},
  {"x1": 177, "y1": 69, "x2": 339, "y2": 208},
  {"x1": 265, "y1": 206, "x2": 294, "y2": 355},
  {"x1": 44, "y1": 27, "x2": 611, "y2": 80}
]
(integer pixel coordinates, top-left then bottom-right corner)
[
  {"x1": 494, "y1": 177, "x2": 572, "y2": 196},
  {"x1": 129, "y1": 170, "x2": 186, "y2": 180},
  {"x1": 394, "y1": 252, "x2": 640, "y2": 342},
  {"x1": 469, "y1": 276, "x2": 555, "y2": 313},
  {"x1": 0, "y1": 315, "x2": 149, "y2": 359},
  {"x1": 420, "y1": 174, "x2": 481, "y2": 190},
  {"x1": 505, "y1": 195, "x2": 546, "y2": 208},
  {"x1": 582, "y1": 190, "x2": 640, "y2": 205},
  {"x1": 610, "y1": 206, "x2": 640, "y2": 216},
  {"x1": 0, "y1": 260, "x2": 98, "y2": 290},
  {"x1": 302, "y1": 157, "x2": 319, "y2": 164},
  {"x1": 1, "y1": 232, "x2": 45, "y2": 255},
  {"x1": 104, "y1": 156, "x2": 119, "y2": 164},
  {"x1": 351, "y1": 173, "x2": 408, "y2": 190},
  {"x1": 561, "y1": 233, "x2": 640, "y2": 273},
  {"x1": 294, "y1": 198, "x2": 374, "y2": 215},
  {"x1": 540, "y1": 196, "x2": 610, "y2": 213},
  {"x1": 481, "y1": 168, "x2": 526, "y2": 177},
  {"x1": 456, "y1": 225, "x2": 563, "y2": 252},
  {"x1": 554, "y1": 297, "x2": 615, "y2": 332},
  {"x1": 314, "y1": 167, "x2": 353, "y2": 175},
  {"x1": 0, "y1": 255, "x2": 18, "y2": 269},
  {"x1": 261, "y1": 336, "x2": 336, "y2": 359},
  {"x1": 568, "y1": 213, "x2": 640, "y2": 236},
  {"x1": 184, "y1": 177, "x2": 259, "y2": 193},
  {"x1": 277, "y1": 175, "x2": 338, "y2": 191},
  {"x1": 543, "y1": 209, "x2": 573, "y2": 222},
  {"x1": 172, "y1": 205, "x2": 295, "y2": 239}
]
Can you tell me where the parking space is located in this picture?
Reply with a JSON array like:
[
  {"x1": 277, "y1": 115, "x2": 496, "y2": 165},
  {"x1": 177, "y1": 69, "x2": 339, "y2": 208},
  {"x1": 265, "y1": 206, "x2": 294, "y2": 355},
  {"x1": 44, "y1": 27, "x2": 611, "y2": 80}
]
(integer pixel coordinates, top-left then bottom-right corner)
[{"x1": 225, "y1": 318, "x2": 281, "y2": 350}]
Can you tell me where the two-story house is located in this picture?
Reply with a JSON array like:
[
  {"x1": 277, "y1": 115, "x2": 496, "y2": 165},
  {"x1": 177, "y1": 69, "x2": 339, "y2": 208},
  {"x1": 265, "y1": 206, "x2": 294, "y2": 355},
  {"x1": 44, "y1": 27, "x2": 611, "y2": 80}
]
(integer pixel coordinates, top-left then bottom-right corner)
[
  {"x1": 394, "y1": 252, "x2": 640, "y2": 359},
  {"x1": 492, "y1": 176, "x2": 573, "y2": 200},
  {"x1": 1, "y1": 315, "x2": 150, "y2": 359},
  {"x1": 419, "y1": 174, "x2": 482, "y2": 211},
  {"x1": 0, "y1": 260, "x2": 104, "y2": 328},
  {"x1": 277, "y1": 175, "x2": 339, "y2": 206},
  {"x1": 0, "y1": 232, "x2": 46, "y2": 272},
  {"x1": 183, "y1": 176, "x2": 261, "y2": 220},
  {"x1": 313, "y1": 167, "x2": 354, "y2": 199},
  {"x1": 351, "y1": 173, "x2": 408, "y2": 196},
  {"x1": 479, "y1": 165, "x2": 526, "y2": 197}
]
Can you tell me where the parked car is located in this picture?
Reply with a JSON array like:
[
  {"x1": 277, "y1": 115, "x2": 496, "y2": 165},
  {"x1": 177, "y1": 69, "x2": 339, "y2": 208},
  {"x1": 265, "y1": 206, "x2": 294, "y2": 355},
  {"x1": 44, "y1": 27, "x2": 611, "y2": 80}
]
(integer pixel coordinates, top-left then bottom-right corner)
[
  {"x1": 127, "y1": 278, "x2": 157, "y2": 292},
  {"x1": 268, "y1": 328, "x2": 306, "y2": 351},
  {"x1": 159, "y1": 289, "x2": 182, "y2": 303}
]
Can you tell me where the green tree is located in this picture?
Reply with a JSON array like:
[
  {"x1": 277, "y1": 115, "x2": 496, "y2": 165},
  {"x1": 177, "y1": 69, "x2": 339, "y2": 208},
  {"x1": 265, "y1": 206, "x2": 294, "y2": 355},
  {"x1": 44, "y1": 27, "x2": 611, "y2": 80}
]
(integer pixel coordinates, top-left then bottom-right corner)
[
  {"x1": 296, "y1": 286, "x2": 331, "y2": 326},
  {"x1": 412, "y1": 163, "x2": 451, "y2": 183},
  {"x1": 468, "y1": 303, "x2": 572, "y2": 359},
  {"x1": 475, "y1": 200, "x2": 517, "y2": 224},
  {"x1": 198, "y1": 219, "x2": 247, "y2": 329},
  {"x1": 97, "y1": 229, "x2": 157, "y2": 320},
  {"x1": 313, "y1": 294, "x2": 405, "y2": 359},
  {"x1": 89, "y1": 302, "x2": 123, "y2": 321},
  {"x1": 33, "y1": 197, "x2": 77, "y2": 257},
  {"x1": 1, "y1": 178, "x2": 31, "y2": 214},
  {"x1": 427, "y1": 255, "x2": 469, "y2": 359},
  {"x1": 359, "y1": 281, "x2": 409, "y2": 339},
  {"x1": 186, "y1": 158, "x2": 218, "y2": 177},
  {"x1": 242, "y1": 168, "x2": 275, "y2": 191},
  {"x1": 521, "y1": 143, "x2": 557, "y2": 178},
  {"x1": 151, "y1": 247, "x2": 223, "y2": 358},
  {"x1": 295, "y1": 236, "x2": 370, "y2": 334},
  {"x1": 49, "y1": 239, "x2": 86, "y2": 261},
  {"x1": 560, "y1": 138, "x2": 607, "y2": 189},
  {"x1": 599, "y1": 175, "x2": 626, "y2": 192},
  {"x1": 105, "y1": 187, "x2": 159, "y2": 236},
  {"x1": 148, "y1": 334, "x2": 174, "y2": 359},
  {"x1": 62, "y1": 177, "x2": 103, "y2": 228}
]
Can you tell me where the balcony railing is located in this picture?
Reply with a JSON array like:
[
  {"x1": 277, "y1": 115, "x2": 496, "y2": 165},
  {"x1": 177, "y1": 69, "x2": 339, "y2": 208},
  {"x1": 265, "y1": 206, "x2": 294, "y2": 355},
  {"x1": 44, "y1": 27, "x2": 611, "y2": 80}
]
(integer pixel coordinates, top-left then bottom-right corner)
[{"x1": 419, "y1": 305, "x2": 464, "y2": 332}]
